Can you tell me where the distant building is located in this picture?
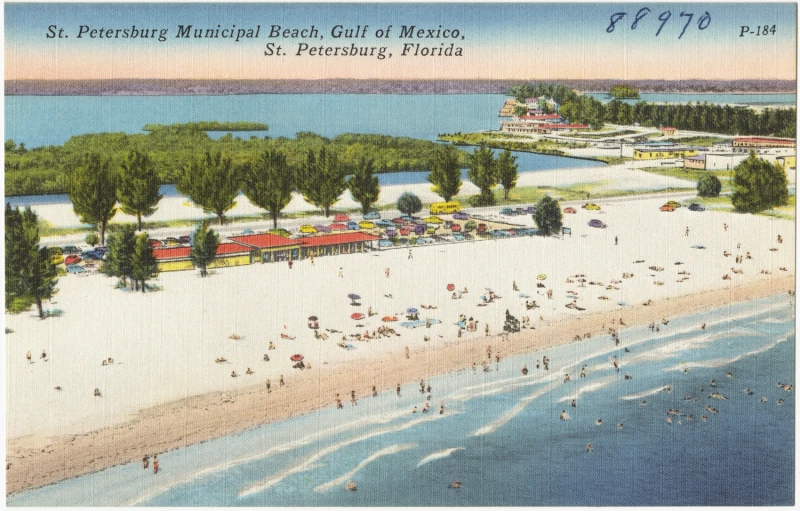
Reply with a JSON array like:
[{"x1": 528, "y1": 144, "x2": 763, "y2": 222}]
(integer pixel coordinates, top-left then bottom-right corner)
[
  {"x1": 633, "y1": 147, "x2": 700, "y2": 160},
  {"x1": 703, "y1": 153, "x2": 748, "y2": 171},
  {"x1": 500, "y1": 121, "x2": 588, "y2": 134},
  {"x1": 732, "y1": 137, "x2": 796, "y2": 156},
  {"x1": 499, "y1": 98, "x2": 521, "y2": 117},
  {"x1": 683, "y1": 154, "x2": 706, "y2": 169},
  {"x1": 658, "y1": 126, "x2": 677, "y2": 135},
  {"x1": 776, "y1": 155, "x2": 796, "y2": 170}
]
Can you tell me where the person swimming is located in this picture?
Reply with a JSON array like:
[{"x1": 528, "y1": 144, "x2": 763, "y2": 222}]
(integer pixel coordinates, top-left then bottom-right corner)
[
  {"x1": 595, "y1": 419, "x2": 602, "y2": 425},
  {"x1": 586, "y1": 443, "x2": 593, "y2": 452},
  {"x1": 560, "y1": 410, "x2": 569, "y2": 421}
]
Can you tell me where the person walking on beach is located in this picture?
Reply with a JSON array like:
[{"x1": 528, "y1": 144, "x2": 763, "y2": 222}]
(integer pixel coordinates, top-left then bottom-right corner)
[
  {"x1": 351, "y1": 390, "x2": 357, "y2": 406},
  {"x1": 279, "y1": 374, "x2": 285, "y2": 387},
  {"x1": 266, "y1": 379, "x2": 271, "y2": 393},
  {"x1": 723, "y1": 223, "x2": 728, "y2": 232},
  {"x1": 485, "y1": 323, "x2": 489, "y2": 336},
  {"x1": 338, "y1": 267, "x2": 343, "y2": 278},
  {"x1": 396, "y1": 383, "x2": 401, "y2": 396},
  {"x1": 615, "y1": 236, "x2": 618, "y2": 246},
  {"x1": 142, "y1": 455, "x2": 149, "y2": 469},
  {"x1": 26, "y1": 351, "x2": 31, "y2": 363},
  {"x1": 685, "y1": 226, "x2": 689, "y2": 237},
  {"x1": 288, "y1": 259, "x2": 293, "y2": 269},
  {"x1": 372, "y1": 385, "x2": 377, "y2": 397},
  {"x1": 385, "y1": 267, "x2": 390, "y2": 278},
  {"x1": 408, "y1": 248, "x2": 413, "y2": 259},
  {"x1": 310, "y1": 254, "x2": 314, "y2": 265},
  {"x1": 405, "y1": 346, "x2": 410, "y2": 359},
  {"x1": 153, "y1": 455, "x2": 159, "y2": 474}
]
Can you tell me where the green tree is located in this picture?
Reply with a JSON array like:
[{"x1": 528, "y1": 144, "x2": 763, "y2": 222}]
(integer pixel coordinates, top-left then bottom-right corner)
[
  {"x1": 559, "y1": 96, "x2": 605, "y2": 128},
  {"x1": 177, "y1": 151, "x2": 240, "y2": 225},
  {"x1": 241, "y1": 149, "x2": 295, "y2": 229},
  {"x1": 697, "y1": 174, "x2": 722, "y2": 197},
  {"x1": 4, "y1": 205, "x2": 58, "y2": 318},
  {"x1": 296, "y1": 147, "x2": 348, "y2": 217},
  {"x1": 513, "y1": 104, "x2": 528, "y2": 117},
  {"x1": 539, "y1": 101, "x2": 555, "y2": 114},
  {"x1": 85, "y1": 232, "x2": 99, "y2": 247},
  {"x1": 131, "y1": 233, "x2": 159, "y2": 292},
  {"x1": 427, "y1": 145, "x2": 462, "y2": 202},
  {"x1": 117, "y1": 149, "x2": 163, "y2": 231},
  {"x1": 609, "y1": 84, "x2": 640, "y2": 99},
  {"x1": 103, "y1": 224, "x2": 137, "y2": 287},
  {"x1": 348, "y1": 157, "x2": 380, "y2": 214},
  {"x1": 496, "y1": 150, "x2": 518, "y2": 200},
  {"x1": 533, "y1": 195, "x2": 563, "y2": 237},
  {"x1": 467, "y1": 145, "x2": 498, "y2": 207},
  {"x1": 190, "y1": 221, "x2": 220, "y2": 277},
  {"x1": 731, "y1": 151, "x2": 790, "y2": 213},
  {"x1": 397, "y1": 192, "x2": 422, "y2": 216},
  {"x1": 67, "y1": 153, "x2": 118, "y2": 245},
  {"x1": 4, "y1": 140, "x2": 16, "y2": 152}
]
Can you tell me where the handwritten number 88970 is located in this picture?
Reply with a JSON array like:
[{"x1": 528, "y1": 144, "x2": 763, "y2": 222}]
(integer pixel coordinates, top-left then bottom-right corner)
[{"x1": 607, "y1": 8, "x2": 711, "y2": 38}]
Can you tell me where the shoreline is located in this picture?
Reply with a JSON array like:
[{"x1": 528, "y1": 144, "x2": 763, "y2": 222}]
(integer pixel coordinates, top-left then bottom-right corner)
[{"x1": 7, "y1": 274, "x2": 794, "y2": 496}]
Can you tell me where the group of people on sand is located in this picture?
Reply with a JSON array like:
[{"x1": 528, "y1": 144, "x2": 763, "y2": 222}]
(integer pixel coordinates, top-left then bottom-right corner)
[
  {"x1": 142, "y1": 454, "x2": 159, "y2": 474},
  {"x1": 26, "y1": 350, "x2": 49, "y2": 363}
]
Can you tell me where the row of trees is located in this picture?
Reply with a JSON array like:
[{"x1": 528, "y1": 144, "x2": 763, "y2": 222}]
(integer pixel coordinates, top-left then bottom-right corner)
[
  {"x1": 507, "y1": 82, "x2": 796, "y2": 137},
  {"x1": 103, "y1": 225, "x2": 159, "y2": 292},
  {"x1": 5, "y1": 128, "x2": 460, "y2": 197}
]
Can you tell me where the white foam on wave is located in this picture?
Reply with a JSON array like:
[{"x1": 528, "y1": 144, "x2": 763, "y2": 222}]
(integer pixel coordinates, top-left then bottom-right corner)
[
  {"x1": 126, "y1": 408, "x2": 410, "y2": 506},
  {"x1": 662, "y1": 334, "x2": 791, "y2": 373},
  {"x1": 239, "y1": 411, "x2": 454, "y2": 497},
  {"x1": 415, "y1": 447, "x2": 465, "y2": 468},
  {"x1": 313, "y1": 443, "x2": 417, "y2": 492},
  {"x1": 620, "y1": 384, "x2": 674, "y2": 401},
  {"x1": 557, "y1": 376, "x2": 616, "y2": 403},
  {"x1": 626, "y1": 328, "x2": 764, "y2": 364},
  {"x1": 471, "y1": 381, "x2": 561, "y2": 437}
]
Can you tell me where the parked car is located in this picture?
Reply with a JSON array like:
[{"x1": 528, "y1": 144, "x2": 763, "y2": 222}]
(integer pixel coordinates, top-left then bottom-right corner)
[
  {"x1": 375, "y1": 219, "x2": 394, "y2": 228},
  {"x1": 299, "y1": 225, "x2": 318, "y2": 234},
  {"x1": 378, "y1": 240, "x2": 394, "y2": 248},
  {"x1": 443, "y1": 220, "x2": 453, "y2": 229},
  {"x1": 665, "y1": 201, "x2": 681, "y2": 208},
  {"x1": 334, "y1": 214, "x2": 350, "y2": 223},
  {"x1": 50, "y1": 253, "x2": 64, "y2": 265},
  {"x1": 358, "y1": 221, "x2": 375, "y2": 229},
  {"x1": 268, "y1": 228, "x2": 291, "y2": 237},
  {"x1": 329, "y1": 223, "x2": 347, "y2": 231},
  {"x1": 62, "y1": 245, "x2": 81, "y2": 255},
  {"x1": 423, "y1": 216, "x2": 443, "y2": 224},
  {"x1": 500, "y1": 208, "x2": 517, "y2": 216},
  {"x1": 94, "y1": 246, "x2": 108, "y2": 255},
  {"x1": 239, "y1": 230, "x2": 253, "y2": 236},
  {"x1": 397, "y1": 238, "x2": 409, "y2": 246},
  {"x1": 400, "y1": 227, "x2": 410, "y2": 236},
  {"x1": 315, "y1": 224, "x2": 332, "y2": 233},
  {"x1": 391, "y1": 218, "x2": 405, "y2": 225},
  {"x1": 514, "y1": 208, "x2": 528, "y2": 215},
  {"x1": 477, "y1": 223, "x2": 488, "y2": 233},
  {"x1": 83, "y1": 251, "x2": 103, "y2": 261},
  {"x1": 416, "y1": 237, "x2": 434, "y2": 245},
  {"x1": 414, "y1": 224, "x2": 426, "y2": 235},
  {"x1": 464, "y1": 220, "x2": 477, "y2": 232},
  {"x1": 453, "y1": 212, "x2": 470, "y2": 220},
  {"x1": 149, "y1": 239, "x2": 163, "y2": 248},
  {"x1": 363, "y1": 211, "x2": 381, "y2": 220},
  {"x1": 65, "y1": 255, "x2": 82, "y2": 266},
  {"x1": 386, "y1": 228, "x2": 398, "y2": 237},
  {"x1": 588, "y1": 219, "x2": 607, "y2": 228},
  {"x1": 583, "y1": 203, "x2": 601, "y2": 210},
  {"x1": 525, "y1": 206, "x2": 537, "y2": 214},
  {"x1": 688, "y1": 203, "x2": 705, "y2": 211},
  {"x1": 347, "y1": 221, "x2": 360, "y2": 230},
  {"x1": 413, "y1": 218, "x2": 427, "y2": 225},
  {"x1": 165, "y1": 237, "x2": 181, "y2": 246},
  {"x1": 426, "y1": 225, "x2": 437, "y2": 234},
  {"x1": 66, "y1": 264, "x2": 86, "y2": 274},
  {"x1": 49, "y1": 246, "x2": 64, "y2": 255},
  {"x1": 451, "y1": 224, "x2": 462, "y2": 233},
  {"x1": 452, "y1": 234, "x2": 466, "y2": 241},
  {"x1": 399, "y1": 215, "x2": 414, "y2": 222},
  {"x1": 660, "y1": 204, "x2": 675, "y2": 212},
  {"x1": 563, "y1": 207, "x2": 577, "y2": 214}
]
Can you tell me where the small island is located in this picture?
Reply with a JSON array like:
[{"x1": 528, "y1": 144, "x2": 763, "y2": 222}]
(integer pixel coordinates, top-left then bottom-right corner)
[
  {"x1": 143, "y1": 121, "x2": 269, "y2": 132},
  {"x1": 608, "y1": 84, "x2": 640, "y2": 99}
]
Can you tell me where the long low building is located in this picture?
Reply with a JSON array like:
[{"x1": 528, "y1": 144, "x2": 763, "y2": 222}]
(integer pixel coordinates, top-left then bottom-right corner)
[
  {"x1": 154, "y1": 232, "x2": 382, "y2": 272},
  {"x1": 501, "y1": 121, "x2": 589, "y2": 134},
  {"x1": 633, "y1": 147, "x2": 700, "y2": 160}
]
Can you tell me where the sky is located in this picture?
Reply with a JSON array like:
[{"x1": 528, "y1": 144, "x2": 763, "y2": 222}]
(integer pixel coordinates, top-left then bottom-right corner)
[{"x1": 4, "y1": 3, "x2": 797, "y2": 81}]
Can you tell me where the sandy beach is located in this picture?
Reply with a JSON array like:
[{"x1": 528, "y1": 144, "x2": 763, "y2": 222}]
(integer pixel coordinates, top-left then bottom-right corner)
[
  {"x1": 6, "y1": 275, "x2": 793, "y2": 495},
  {"x1": 6, "y1": 192, "x2": 795, "y2": 495}
]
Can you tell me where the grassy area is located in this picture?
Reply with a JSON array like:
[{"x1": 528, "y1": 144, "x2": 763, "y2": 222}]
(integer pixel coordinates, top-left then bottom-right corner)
[
  {"x1": 595, "y1": 156, "x2": 633, "y2": 165},
  {"x1": 637, "y1": 167, "x2": 733, "y2": 191},
  {"x1": 439, "y1": 132, "x2": 589, "y2": 154},
  {"x1": 559, "y1": 130, "x2": 638, "y2": 139},
  {"x1": 669, "y1": 136, "x2": 729, "y2": 147}
]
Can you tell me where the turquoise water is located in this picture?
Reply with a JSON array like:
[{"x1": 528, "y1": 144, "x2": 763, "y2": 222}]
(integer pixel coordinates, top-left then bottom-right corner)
[
  {"x1": 587, "y1": 92, "x2": 796, "y2": 106},
  {"x1": 5, "y1": 93, "x2": 795, "y2": 150},
  {"x1": 9, "y1": 295, "x2": 794, "y2": 506}
]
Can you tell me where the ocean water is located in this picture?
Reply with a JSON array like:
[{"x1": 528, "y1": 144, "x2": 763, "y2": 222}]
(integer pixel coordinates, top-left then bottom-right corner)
[
  {"x1": 9, "y1": 294, "x2": 794, "y2": 506},
  {"x1": 5, "y1": 93, "x2": 795, "y2": 150}
]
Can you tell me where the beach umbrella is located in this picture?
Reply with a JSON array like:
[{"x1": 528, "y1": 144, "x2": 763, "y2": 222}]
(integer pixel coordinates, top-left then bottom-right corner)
[
  {"x1": 348, "y1": 293, "x2": 361, "y2": 301},
  {"x1": 407, "y1": 307, "x2": 418, "y2": 314},
  {"x1": 537, "y1": 274, "x2": 547, "y2": 281},
  {"x1": 382, "y1": 316, "x2": 398, "y2": 322},
  {"x1": 446, "y1": 284, "x2": 455, "y2": 291},
  {"x1": 290, "y1": 354, "x2": 304, "y2": 362},
  {"x1": 351, "y1": 313, "x2": 365, "y2": 320},
  {"x1": 308, "y1": 316, "x2": 318, "y2": 321}
]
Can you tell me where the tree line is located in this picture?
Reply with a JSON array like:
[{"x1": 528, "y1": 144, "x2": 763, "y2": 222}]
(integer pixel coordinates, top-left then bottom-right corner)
[{"x1": 4, "y1": 127, "x2": 467, "y2": 197}]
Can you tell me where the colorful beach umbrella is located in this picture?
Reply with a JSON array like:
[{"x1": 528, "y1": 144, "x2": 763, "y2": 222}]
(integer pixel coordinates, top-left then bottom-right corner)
[
  {"x1": 351, "y1": 313, "x2": 365, "y2": 320},
  {"x1": 290, "y1": 354, "x2": 304, "y2": 362},
  {"x1": 406, "y1": 307, "x2": 418, "y2": 314},
  {"x1": 348, "y1": 294, "x2": 361, "y2": 301},
  {"x1": 446, "y1": 284, "x2": 455, "y2": 291},
  {"x1": 308, "y1": 316, "x2": 318, "y2": 321}
]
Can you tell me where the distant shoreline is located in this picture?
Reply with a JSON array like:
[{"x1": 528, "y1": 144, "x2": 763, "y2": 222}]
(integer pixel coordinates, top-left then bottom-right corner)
[
  {"x1": 6, "y1": 79, "x2": 797, "y2": 96},
  {"x1": 6, "y1": 275, "x2": 793, "y2": 496}
]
